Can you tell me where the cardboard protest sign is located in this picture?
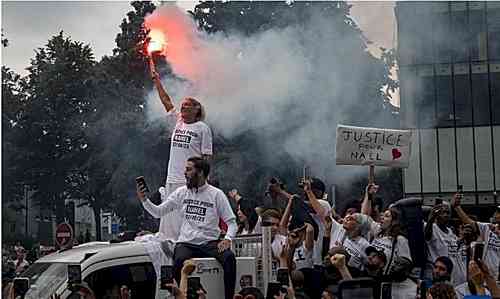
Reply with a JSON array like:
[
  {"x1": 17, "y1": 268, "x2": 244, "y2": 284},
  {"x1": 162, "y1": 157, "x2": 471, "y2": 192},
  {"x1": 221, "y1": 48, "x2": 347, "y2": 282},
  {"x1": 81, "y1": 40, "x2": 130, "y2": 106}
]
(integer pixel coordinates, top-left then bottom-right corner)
[{"x1": 336, "y1": 125, "x2": 412, "y2": 168}]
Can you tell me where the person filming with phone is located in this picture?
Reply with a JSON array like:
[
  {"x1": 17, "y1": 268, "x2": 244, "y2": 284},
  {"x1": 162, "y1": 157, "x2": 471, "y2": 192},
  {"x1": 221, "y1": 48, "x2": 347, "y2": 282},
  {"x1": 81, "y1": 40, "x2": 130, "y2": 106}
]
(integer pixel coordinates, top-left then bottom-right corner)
[
  {"x1": 451, "y1": 192, "x2": 500, "y2": 282},
  {"x1": 136, "y1": 157, "x2": 237, "y2": 299},
  {"x1": 425, "y1": 196, "x2": 464, "y2": 286}
]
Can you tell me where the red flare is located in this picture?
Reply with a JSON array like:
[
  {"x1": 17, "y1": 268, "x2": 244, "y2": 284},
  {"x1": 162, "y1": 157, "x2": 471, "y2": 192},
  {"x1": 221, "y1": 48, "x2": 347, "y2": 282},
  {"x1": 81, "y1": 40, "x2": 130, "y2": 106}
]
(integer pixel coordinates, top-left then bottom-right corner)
[{"x1": 147, "y1": 29, "x2": 167, "y2": 55}]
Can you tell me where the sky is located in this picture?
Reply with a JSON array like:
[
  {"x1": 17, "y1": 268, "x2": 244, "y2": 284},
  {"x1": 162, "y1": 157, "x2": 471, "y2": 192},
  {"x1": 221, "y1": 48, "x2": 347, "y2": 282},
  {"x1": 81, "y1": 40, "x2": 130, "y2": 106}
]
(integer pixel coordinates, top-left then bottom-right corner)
[{"x1": 1, "y1": 1, "x2": 397, "y2": 103}]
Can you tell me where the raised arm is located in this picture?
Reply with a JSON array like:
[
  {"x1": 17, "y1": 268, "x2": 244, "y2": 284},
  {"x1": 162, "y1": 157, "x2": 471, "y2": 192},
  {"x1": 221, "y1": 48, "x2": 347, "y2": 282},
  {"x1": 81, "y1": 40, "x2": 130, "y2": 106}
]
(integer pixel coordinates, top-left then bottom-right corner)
[
  {"x1": 361, "y1": 184, "x2": 378, "y2": 217},
  {"x1": 331, "y1": 254, "x2": 353, "y2": 280},
  {"x1": 424, "y1": 206, "x2": 439, "y2": 241},
  {"x1": 150, "y1": 62, "x2": 175, "y2": 112},
  {"x1": 451, "y1": 193, "x2": 475, "y2": 226},
  {"x1": 303, "y1": 180, "x2": 326, "y2": 220},
  {"x1": 136, "y1": 181, "x2": 179, "y2": 218},
  {"x1": 304, "y1": 223, "x2": 314, "y2": 251},
  {"x1": 279, "y1": 192, "x2": 295, "y2": 233}
]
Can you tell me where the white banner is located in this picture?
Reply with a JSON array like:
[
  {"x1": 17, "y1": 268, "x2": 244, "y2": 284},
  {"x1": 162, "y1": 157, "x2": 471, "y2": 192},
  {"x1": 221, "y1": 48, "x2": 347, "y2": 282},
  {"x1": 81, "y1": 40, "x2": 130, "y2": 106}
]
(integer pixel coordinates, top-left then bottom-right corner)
[{"x1": 336, "y1": 124, "x2": 412, "y2": 168}]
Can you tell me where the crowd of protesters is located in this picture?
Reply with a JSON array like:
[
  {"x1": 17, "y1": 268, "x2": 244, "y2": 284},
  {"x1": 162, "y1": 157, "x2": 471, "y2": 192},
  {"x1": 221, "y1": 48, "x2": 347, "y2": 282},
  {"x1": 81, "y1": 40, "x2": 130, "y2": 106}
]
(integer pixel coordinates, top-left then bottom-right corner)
[
  {"x1": 138, "y1": 168, "x2": 500, "y2": 299},
  {"x1": 134, "y1": 58, "x2": 500, "y2": 299},
  {"x1": 211, "y1": 175, "x2": 500, "y2": 299}
]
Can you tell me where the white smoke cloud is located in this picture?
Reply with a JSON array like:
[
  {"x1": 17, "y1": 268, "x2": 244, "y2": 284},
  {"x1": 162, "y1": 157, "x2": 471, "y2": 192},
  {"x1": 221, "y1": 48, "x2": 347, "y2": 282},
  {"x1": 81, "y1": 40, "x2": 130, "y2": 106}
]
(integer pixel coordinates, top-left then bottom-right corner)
[{"x1": 144, "y1": 4, "x2": 395, "y2": 184}]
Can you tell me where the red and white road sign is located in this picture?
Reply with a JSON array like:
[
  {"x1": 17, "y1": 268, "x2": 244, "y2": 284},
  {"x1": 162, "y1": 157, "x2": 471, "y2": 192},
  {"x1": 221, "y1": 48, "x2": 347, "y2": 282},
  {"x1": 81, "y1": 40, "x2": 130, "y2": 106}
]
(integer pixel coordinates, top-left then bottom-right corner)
[{"x1": 55, "y1": 222, "x2": 74, "y2": 248}]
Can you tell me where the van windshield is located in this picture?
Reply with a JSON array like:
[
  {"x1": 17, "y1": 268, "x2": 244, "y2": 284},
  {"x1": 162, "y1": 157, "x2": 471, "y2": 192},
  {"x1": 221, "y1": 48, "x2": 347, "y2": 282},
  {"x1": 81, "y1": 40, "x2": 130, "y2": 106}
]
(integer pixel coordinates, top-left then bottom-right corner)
[{"x1": 20, "y1": 262, "x2": 67, "y2": 298}]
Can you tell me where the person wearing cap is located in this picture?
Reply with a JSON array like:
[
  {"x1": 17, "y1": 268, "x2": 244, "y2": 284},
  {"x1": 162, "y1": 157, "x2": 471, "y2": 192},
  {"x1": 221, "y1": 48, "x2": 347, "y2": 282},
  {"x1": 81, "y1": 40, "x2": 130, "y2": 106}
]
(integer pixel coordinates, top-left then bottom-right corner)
[
  {"x1": 363, "y1": 246, "x2": 387, "y2": 278},
  {"x1": 451, "y1": 193, "x2": 500, "y2": 282},
  {"x1": 359, "y1": 246, "x2": 387, "y2": 299}
]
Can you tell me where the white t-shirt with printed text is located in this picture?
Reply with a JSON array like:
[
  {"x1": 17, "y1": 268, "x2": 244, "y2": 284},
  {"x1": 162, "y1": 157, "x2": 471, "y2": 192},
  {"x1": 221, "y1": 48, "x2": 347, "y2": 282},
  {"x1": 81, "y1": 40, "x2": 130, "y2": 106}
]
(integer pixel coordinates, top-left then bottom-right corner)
[
  {"x1": 143, "y1": 184, "x2": 236, "y2": 245},
  {"x1": 329, "y1": 219, "x2": 370, "y2": 270},
  {"x1": 370, "y1": 233, "x2": 412, "y2": 273},
  {"x1": 477, "y1": 222, "x2": 500, "y2": 280},
  {"x1": 293, "y1": 243, "x2": 314, "y2": 270},
  {"x1": 426, "y1": 223, "x2": 465, "y2": 285},
  {"x1": 166, "y1": 109, "x2": 213, "y2": 184}
]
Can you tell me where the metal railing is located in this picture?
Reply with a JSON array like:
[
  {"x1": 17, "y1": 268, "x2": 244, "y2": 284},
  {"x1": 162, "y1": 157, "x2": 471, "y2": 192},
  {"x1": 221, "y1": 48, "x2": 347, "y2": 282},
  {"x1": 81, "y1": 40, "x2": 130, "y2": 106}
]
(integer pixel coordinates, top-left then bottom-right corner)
[{"x1": 231, "y1": 227, "x2": 273, "y2": 294}]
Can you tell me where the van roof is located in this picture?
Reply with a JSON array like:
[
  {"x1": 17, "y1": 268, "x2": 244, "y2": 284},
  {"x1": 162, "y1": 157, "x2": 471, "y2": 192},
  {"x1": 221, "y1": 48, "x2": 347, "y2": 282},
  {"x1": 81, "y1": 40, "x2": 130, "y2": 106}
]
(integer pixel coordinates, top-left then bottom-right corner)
[{"x1": 36, "y1": 241, "x2": 150, "y2": 265}]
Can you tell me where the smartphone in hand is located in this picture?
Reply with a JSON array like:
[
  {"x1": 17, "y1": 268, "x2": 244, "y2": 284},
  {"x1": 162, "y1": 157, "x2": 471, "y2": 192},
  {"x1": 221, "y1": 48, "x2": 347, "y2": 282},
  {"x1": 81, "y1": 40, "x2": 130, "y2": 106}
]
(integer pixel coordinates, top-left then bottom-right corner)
[
  {"x1": 67, "y1": 265, "x2": 82, "y2": 284},
  {"x1": 13, "y1": 277, "x2": 30, "y2": 297},
  {"x1": 136, "y1": 176, "x2": 150, "y2": 193},
  {"x1": 472, "y1": 242, "x2": 485, "y2": 262},
  {"x1": 160, "y1": 265, "x2": 174, "y2": 290},
  {"x1": 277, "y1": 268, "x2": 289, "y2": 286}
]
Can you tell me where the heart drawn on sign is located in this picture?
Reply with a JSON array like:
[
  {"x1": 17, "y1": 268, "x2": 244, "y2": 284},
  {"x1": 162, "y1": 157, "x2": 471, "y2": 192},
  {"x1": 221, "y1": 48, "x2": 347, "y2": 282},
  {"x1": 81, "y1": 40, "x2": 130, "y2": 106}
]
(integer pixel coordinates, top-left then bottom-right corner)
[{"x1": 392, "y1": 148, "x2": 402, "y2": 160}]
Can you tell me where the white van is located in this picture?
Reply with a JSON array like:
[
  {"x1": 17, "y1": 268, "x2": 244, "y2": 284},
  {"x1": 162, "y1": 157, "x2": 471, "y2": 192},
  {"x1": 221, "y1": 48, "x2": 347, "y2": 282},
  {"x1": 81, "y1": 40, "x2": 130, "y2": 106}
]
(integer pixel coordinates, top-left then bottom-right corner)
[{"x1": 19, "y1": 241, "x2": 259, "y2": 299}]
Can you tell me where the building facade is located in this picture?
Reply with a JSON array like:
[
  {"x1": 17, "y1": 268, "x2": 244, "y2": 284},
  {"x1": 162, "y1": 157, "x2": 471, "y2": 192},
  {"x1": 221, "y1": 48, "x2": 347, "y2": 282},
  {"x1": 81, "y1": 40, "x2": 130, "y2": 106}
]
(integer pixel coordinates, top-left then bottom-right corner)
[{"x1": 396, "y1": 2, "x2": 500, "y2": 208}]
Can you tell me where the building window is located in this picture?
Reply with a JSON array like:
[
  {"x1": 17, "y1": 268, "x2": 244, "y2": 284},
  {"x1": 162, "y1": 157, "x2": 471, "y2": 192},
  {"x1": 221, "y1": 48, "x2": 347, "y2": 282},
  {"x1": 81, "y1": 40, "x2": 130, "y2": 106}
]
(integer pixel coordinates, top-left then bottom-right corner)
[
  {"x1": 436, "y1": 65, "x2": 454, "y2": 127},
  {"x1": 492, "y1": 63, "x2": 500, "y2": 125},
  {"x1": 469, "y1": 4, "x2": 488, "y2": 61},
  {"x1": 454, "y1": 71, "x2": 473, "y2": 127},
  {"x1": 471, "y1": 64, "x2": 490, "y2": 126},
  {"x1": 434, "y1": 10, "x2": 452, "y2": 64},
  {"x1": 451, "y1": 3, "x2": 468, "y2": 62},
  {"x1": 416, "y1": 75, "x2": 436, "y2": 128},
  {"x1": 487, "y1": 4, "x2": 500, "y2": 60}
]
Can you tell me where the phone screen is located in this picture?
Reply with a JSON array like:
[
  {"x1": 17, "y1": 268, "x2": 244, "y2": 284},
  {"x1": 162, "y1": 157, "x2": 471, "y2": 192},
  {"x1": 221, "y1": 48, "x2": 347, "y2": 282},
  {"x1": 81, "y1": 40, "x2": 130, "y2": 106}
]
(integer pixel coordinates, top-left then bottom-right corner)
[
  {"x1": 277, "y1": 269, "x2": 289, "y2": 286},
  {"x1": 160, "y1": 265, "x2": 174, "y2": 289},
  {"x1": 266, "y1": 282, "x2": 283, "y2": 299},
  {"x1": 13, "y1": 278, "x2": 30, "y2": 297},
  {"x1": 187, "y1": 277, "x2": 204, "y2": 299},
  {"x1": 303, "y1": 166, "x2": 310, "y2": 180},
  {"x1": 135, "y1": 176, "x2": 150, "y2": 192},
  {"x1": 343, "y1": 287, "x2": 375, "y2": 299},
  {"x1": 380, "y1": 282, "x2": 392, "y2": 299},
  {"x1": 473, "y1": 243, "x2": 485, "y2": 261},
  {"x1": 67, "y1": 265, "x2": 82, "y2": 284}
]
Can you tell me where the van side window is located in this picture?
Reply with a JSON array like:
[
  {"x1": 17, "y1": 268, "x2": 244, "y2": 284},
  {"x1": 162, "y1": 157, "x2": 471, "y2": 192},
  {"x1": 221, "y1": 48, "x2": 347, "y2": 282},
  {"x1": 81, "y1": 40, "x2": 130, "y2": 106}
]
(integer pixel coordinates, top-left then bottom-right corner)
[{"x1": 85, "y1": 262, "x2": 156, "y2": 299}]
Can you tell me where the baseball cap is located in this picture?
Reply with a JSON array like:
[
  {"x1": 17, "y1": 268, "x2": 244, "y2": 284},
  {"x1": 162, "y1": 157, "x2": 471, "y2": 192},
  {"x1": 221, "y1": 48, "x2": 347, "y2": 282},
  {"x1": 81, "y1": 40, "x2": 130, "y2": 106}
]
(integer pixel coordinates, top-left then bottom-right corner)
[{"x1": 365, "y1": 246, "x2": 387, "y2": 263}]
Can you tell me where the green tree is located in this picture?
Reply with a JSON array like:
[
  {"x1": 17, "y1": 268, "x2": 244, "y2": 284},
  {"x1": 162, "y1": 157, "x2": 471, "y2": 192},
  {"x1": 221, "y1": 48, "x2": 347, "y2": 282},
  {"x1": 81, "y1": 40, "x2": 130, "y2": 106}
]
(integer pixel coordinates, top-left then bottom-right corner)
[
  {"x1": 75, "y1": 1, "x2": 165, "y2": 236},
  {"x1": 20, "y1": 31, "x2": 96, "y2": 224}
]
